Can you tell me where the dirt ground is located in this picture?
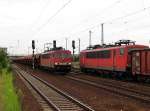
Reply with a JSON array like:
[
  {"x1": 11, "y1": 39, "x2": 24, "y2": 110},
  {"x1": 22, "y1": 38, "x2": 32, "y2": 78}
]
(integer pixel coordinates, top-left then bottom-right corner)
[
  {"x1": 26, "y1": 67, "x2": 150, "y2": 111},
  {"x1": 14, "y1": 64, "x2": 150, "y2": 111}
]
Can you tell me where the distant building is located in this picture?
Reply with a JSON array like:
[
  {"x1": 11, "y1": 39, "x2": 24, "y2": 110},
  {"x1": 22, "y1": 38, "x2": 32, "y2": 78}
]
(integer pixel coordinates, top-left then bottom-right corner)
[{"x1": 0, "y1": 47, "x2": 7, "y2": 53}]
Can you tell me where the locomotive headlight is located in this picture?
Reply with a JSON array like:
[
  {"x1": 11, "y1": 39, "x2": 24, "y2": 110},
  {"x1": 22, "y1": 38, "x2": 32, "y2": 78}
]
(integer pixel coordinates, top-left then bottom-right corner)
[
  {"x1": 55, "y1": 62, "x2": 58, "y2": 65},
  {"x1": 68, "y1": 62, "x2": 71, "y2": 65}
]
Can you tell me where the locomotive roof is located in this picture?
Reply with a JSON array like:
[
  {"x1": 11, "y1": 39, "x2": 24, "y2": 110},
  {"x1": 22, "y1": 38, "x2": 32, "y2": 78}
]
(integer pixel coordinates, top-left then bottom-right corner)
[
  {"x1": 41, "y1": 49, "x2": 71, "y2": 55},
  {"x1": 81, "y1": 44, "x2": 149, "y2": 53}
]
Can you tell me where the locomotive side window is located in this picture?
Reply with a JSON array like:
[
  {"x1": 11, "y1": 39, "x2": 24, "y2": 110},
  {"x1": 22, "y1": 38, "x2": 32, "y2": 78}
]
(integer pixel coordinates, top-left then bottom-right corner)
[
  {"x1": 97, "y1": 50, "x2": 111, "y2": 58},
  {"x1": 120, "y1": 48, "x2": 124, "y2": 55},
  {"x1": 86, "y1": 52, "x2": 97, "y2": 58},
  {"x1": 86, "y1": 50, "x2": 111, "y2": 59}
]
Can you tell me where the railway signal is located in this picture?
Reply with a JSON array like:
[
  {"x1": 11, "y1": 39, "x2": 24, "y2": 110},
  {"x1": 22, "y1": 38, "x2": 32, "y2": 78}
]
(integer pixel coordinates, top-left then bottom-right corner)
[
  {"x1": 72, "y1": 40, "x2": 75, "y2": 61},
  {"x1": 32, "y1": 40, "x2": 35, "y2": 49},
  {"x1": 53, "y1": 40, "x2": 56, "y2": 48},
  {"x1": 32, "y1": 40, "x2": 35, "y2": 69},
  {"x1": 72, "y1": 40, "x2": 75, "y2": 49}
]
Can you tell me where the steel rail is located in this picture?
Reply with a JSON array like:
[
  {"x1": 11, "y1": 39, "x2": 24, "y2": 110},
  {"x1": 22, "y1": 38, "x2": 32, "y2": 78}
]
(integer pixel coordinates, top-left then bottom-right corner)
[
  {"x1": 16, "y1": 69, "x2": 61, "y2": 111},
  {"x1": 15, "y1": 65, "x2": 94, "y2": 111},
  {"x1": 66, "y1": 75, "x2": 150, "y2": 104}
]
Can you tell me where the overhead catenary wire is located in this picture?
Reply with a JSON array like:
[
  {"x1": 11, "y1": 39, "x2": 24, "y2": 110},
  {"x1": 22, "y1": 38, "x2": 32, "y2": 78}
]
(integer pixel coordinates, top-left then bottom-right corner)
[
  {"x1": 64, "y1": 5, "x2": 150, "y2": 38},
  {"x1": 32, "y1": 0, "x2": 122, "y2": 40},
  {"x1": 31, "y1": 0, "x2": 52, "y2": 28},
  {"x1": 35, "y1": 0, "x2": 72, "y2": 33},
  {"x1": 105, "y1": 6, "x2": 150, "y2": 24},
  {"x1": 32, "y1": 0, "x2": 150, "y2": 52},
  {"x1": 65, "y1": 0, "x2": 123, "y2": 37},
  {"x1": 32, "y1": 0, "x2": 125, "y2": 43},
  {"x1": 80, "y1": 0, "x2": 122, "y2": 23}
]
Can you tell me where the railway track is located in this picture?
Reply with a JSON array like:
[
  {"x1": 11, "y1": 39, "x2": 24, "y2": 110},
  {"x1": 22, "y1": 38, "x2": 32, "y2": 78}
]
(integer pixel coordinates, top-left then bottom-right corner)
[
  {"x1": 66, "y1": 74, "x2": 150, "y2": 104},
  {"x1": 14, "y1": 65, "x2": 94, "y2": 111}
]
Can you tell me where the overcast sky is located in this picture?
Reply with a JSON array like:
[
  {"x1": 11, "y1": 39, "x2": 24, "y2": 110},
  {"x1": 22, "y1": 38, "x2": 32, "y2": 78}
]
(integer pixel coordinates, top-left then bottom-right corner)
[{"x1": 0, "y1": 0, "x2": 150, "y2": 55}]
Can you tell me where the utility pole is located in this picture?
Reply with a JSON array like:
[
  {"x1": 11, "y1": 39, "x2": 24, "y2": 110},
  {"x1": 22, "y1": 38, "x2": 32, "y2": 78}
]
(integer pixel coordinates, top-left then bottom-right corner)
[
  {"x1": 89, "y1": 30, "x2": 92, "y2": 47},
  {"x1": 44, "y1": 44, "x2": 45, "y2": 52},
  {"x1": 101, "y1": 23, "x2": 104, "y2": 45},
  {"x1": 17, "y1": 40, "x2": 19, "y2": 48},
  {"x1": 78, "y1": 38, "x2": 80, "y2": 54},
  {"x1": 28, "y1": 47, "x2": 30, "y2": 55},
  {"x1": 65, "y1": 38, "x2": 68, "y2": 50}
]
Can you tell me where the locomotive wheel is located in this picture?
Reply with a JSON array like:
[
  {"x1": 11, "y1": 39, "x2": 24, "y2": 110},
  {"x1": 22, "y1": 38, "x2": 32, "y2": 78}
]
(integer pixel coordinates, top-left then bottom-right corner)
[{"x1": 80, "y1": 67, "x2": 87, "y2": 73}]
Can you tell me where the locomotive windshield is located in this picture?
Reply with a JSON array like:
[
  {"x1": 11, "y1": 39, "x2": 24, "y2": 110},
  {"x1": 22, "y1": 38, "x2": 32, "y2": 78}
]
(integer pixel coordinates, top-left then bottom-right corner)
[{"x1": 61, "y1": 53, "x2": 72, "y2": 58}]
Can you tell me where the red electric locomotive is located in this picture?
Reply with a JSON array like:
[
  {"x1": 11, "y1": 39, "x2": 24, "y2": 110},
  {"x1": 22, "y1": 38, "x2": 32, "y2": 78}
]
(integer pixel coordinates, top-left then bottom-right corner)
[
  {"x1": 40, "y1": 47, "x2": 72, "y2": 72},
  {"x1": 80, "y1": 40, "x2": 149, "y2": 78}
]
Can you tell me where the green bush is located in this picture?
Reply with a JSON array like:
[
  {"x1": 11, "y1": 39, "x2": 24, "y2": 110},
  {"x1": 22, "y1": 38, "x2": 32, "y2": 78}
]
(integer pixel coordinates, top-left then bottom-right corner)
[
  {"x1": 0, "y1": 50, "x2": 21, "y2": 111},
  {"x1": 72, "y1": 54, "x2": 79, "y2": 62},
  {"x1": 0, "y1": 50, "x2": 10, "y2": 72}
]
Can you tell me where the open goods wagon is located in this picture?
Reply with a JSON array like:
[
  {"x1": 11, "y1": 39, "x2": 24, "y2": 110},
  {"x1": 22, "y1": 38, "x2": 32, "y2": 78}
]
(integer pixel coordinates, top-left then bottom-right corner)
[{"x1": 131, "y1": 48, "x2": 150, "y2": 77}]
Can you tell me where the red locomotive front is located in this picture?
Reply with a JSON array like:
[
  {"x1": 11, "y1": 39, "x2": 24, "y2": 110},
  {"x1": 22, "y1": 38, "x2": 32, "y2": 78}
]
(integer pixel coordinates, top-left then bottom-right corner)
[{"x1": 40, "y1": 49, "x2": 72, "y2": 72}]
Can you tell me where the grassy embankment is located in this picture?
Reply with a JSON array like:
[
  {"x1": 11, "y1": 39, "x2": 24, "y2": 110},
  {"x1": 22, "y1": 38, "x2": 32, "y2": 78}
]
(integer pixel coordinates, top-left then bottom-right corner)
[{"x1": 0, "y1": 50, "x2": 21, "y2": 111}]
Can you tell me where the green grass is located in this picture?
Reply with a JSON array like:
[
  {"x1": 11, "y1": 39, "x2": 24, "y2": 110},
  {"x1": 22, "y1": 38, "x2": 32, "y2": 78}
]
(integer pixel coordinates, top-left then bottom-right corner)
[
  {"x1": 72, "y1": 61, "x2": 80, "y2": 68},
  {"x1": 0, "y1": 69, "x2": 21, "y2": 111}
]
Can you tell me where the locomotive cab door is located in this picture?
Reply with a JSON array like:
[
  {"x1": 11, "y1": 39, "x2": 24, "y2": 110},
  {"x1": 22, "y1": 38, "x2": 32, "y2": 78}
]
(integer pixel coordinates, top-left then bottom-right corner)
[
  {"x1": 113, "y1": 49, "x2": 117, "y2": 70},
  {"x1": 80, "y1": 52, "x2": 85, "y2": 68},
  {"x1": 113, "y1": 48, "x2": 126, "y2": 72}
]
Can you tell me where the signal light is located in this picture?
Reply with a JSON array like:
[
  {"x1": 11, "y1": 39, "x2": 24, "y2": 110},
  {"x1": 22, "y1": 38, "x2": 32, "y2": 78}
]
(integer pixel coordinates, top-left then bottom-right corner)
[
  {"x1": 32, "y1": 40, "x2": 35, "y2": 49},
  {"x1": 53, "y1": 40, "x2": 56, "y2": 48},
  {"x1": 72, "y1": 40, "x2": 75, "y2": 49}
]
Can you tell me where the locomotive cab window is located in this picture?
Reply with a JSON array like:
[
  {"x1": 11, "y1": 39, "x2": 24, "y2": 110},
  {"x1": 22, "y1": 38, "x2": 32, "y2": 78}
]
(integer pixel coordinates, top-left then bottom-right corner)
[
  {"x1": 42, "y1": 54, "x2": 49, "y2": 59},
  {"x1": 120, "y1": 48, "x2": 124, "y2": 55}
]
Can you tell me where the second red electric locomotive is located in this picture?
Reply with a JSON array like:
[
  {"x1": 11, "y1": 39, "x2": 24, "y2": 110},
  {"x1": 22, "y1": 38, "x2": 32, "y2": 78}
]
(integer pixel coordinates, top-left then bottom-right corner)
[{"x1": 80, "y1": 40, "x2": 149, "y2": 78}]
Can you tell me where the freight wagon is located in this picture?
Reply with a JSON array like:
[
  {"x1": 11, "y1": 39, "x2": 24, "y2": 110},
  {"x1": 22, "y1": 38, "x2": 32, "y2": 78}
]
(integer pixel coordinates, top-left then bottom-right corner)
[{"x1": 131, "y1": 48, "x2": 150, "y2": 77}]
